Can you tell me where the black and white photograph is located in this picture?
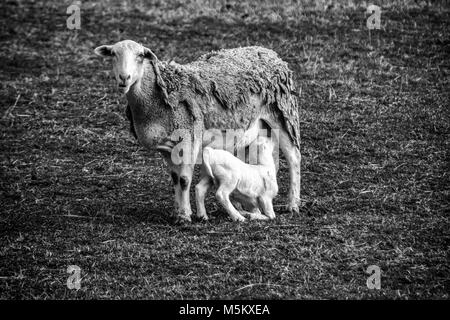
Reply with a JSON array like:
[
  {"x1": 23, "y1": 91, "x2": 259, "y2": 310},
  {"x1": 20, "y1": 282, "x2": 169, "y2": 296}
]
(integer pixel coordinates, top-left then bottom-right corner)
[{"x1": 0, "y1": 0, "x2": 448, "y2": 304}]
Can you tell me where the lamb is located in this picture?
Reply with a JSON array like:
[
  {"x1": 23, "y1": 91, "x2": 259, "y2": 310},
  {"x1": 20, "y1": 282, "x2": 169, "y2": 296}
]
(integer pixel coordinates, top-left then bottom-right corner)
[
  {"x1": 196, "y1": 136, "x2": 278, "y2": 222},
  {"x1": 94, "y1": 40, "x2": 301, "y2": 223}
]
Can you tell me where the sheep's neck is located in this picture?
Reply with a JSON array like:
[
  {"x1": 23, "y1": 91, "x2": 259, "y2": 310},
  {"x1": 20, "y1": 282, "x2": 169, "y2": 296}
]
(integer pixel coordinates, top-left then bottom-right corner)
[
  {"x1": 126, "y1": 63, "x2": 161, "y2": 120},
  {"x1": 126, "y1": 62, "x2": 170, "y2": 148}
]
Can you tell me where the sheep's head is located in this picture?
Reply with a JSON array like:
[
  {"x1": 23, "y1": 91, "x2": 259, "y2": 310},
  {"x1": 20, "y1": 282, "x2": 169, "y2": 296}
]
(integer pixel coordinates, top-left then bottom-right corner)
[{"x1": 94, "y1": 40, "x2": 158, "y2": 94}]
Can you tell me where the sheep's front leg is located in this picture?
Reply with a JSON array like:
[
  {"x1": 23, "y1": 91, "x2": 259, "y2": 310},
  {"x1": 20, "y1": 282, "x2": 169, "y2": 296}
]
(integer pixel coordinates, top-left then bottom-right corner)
[
  {"x1": 195, "y1": 175, "x2": 213, "y2": 221},
  {"x1": 171, "y1": 128, "x2": 202, "y2": 224},
  {"x1": 173, "y1": 164, "x2": 194, "y2": 223}
]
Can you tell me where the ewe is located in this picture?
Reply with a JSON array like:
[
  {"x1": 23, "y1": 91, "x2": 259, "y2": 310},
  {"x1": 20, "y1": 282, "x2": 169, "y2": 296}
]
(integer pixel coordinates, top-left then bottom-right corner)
[{"x1": 95, "y1": 40, "x2": 301, "y2": 223}]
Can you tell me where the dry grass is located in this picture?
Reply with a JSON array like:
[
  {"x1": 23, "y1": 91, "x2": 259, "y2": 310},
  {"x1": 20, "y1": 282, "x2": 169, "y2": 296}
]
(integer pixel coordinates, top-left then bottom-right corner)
[{"x1": 0, "y1": 0, "x2": 449, "y2": 299}]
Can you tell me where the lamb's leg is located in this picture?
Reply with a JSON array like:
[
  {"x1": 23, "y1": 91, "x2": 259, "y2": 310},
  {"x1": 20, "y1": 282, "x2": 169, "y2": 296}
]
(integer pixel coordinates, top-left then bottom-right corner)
[
  {"x1": 238, "y1": 199, "x2": 268, "y2": 220},
  {"x1": 278, "y1": 129, "x2": 301, "y2": 214},
  {"x1": 215, "y1": 186, "x2": 246, "y2": 222},
  {"x1": 195, "y1": 175, "x2": 213, "y2": 221},
  {"x1": 240, "y1": 209, "x2": 270, "y2": 220},
  {"x1": 257, "y1": 196, "x2": 276, "y2": 220}
]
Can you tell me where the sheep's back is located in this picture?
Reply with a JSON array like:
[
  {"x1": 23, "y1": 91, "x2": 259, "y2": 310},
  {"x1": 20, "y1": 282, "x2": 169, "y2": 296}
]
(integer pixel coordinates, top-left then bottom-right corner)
[{"x1": 159, "y1": 46, "x2": 300, "y2": 148}]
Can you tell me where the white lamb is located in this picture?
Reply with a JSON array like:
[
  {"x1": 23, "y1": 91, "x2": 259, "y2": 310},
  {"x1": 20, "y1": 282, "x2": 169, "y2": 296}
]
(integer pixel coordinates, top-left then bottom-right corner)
[{"x1": 195, "y1": 136, "x2": 278, "y2": 222}]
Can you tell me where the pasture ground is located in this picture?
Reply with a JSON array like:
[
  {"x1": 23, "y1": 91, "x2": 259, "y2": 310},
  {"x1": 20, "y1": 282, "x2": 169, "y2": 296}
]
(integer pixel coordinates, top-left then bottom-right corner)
[{"x1": 0, "y1": 0, "x2": 449, "y2": 299}]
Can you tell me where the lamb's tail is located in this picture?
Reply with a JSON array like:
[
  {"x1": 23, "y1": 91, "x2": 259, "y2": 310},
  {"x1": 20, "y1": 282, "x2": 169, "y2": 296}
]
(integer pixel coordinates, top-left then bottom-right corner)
[{"x1": 202, "y1": 147, "x2": 216, "y2": 184}]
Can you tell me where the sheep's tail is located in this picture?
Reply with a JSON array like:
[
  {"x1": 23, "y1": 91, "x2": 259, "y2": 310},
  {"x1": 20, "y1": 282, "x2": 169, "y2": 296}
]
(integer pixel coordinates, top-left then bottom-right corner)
[{"x1": 202, "y1": 147, "x2": 216, "y2": 184}]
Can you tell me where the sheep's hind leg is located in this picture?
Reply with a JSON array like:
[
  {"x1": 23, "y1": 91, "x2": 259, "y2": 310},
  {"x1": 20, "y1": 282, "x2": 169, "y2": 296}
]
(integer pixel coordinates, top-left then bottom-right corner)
[{"x1": 278, "y1": 129, "x2": 301, "y2": 214}]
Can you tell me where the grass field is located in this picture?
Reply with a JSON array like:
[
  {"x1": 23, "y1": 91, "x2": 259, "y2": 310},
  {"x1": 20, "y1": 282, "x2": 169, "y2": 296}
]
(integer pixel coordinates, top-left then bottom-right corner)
[{"x1": 0, "y1": 0, "x2": 449, "y2": 299}]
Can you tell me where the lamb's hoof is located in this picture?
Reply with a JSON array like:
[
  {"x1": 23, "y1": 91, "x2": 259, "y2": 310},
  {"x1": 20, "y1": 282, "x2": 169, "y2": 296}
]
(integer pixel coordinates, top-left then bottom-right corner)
[
  {"x1": 232, "y1": 216, "x2": 247, "y2": 223},
  {"x1": 245, "y1": 212, "x2": 270, "y2": 221},
  {"x1": 173, "y1": 215, "x2": 192, "y2": 225}
]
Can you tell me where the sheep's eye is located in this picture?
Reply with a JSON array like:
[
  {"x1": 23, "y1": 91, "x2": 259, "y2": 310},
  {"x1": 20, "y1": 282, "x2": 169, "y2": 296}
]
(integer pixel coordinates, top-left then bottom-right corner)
[{"x1": 138, "y1": 53, "x2": 144, "y2": 59}]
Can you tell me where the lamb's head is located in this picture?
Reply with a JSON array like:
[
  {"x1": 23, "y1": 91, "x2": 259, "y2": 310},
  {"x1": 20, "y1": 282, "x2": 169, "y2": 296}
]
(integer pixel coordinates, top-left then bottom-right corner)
[
  {"x1": 94, "y1": 40, "x2": 158, "y2": 94},
  {"x1": 256, "y1": 136, "x2": 275, "y2": 166}
]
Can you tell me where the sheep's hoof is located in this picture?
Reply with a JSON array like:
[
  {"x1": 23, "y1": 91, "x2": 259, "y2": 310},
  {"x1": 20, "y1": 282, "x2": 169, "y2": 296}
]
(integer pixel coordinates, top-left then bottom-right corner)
[
  {"x1": 173, "y1": 215, "x2": 192, "y2": 225},
  {"x1": 287, "y1": 203, "x2": 300, "y2": 215},
  {"x1": 193, "y1": 215, "x2": 209, "y2": 223}
]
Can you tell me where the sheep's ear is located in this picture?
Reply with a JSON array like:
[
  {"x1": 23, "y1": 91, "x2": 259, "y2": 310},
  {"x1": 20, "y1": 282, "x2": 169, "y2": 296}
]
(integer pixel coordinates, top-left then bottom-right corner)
[
  {"x1": 156, "y1": 144, "x2": 172, "y2": 156},
  {"x1": 94, "y1": 45, "x2": 114, "y2": 57},
  {"x1": 143, "y1": 47, "x2": 158, "y2": 61}
]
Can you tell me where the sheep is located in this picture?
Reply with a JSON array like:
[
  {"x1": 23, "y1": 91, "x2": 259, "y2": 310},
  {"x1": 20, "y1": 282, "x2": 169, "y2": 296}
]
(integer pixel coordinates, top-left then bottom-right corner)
[
  {"x1": 94, "y1": 40, "x2": 301, "y2": 223},
  {"x1": 196, "y1": 136, "x2": 278, "y2": 222}
]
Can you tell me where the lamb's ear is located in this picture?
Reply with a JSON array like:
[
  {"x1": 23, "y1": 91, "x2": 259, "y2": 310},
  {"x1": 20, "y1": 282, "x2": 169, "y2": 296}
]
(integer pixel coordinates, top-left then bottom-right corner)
[
  {"x1": 143, "y1": 47, "x2": 158, "y2": 61},
  {"x1": 94, "y1": 45, "x2": 114, "y2": 57}
]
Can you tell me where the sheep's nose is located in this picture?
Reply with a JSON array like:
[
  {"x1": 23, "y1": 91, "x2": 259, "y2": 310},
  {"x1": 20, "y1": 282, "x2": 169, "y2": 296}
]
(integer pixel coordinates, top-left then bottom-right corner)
[{"x1": 119, "y1": 74, "x2": 131, "y2": 83}]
